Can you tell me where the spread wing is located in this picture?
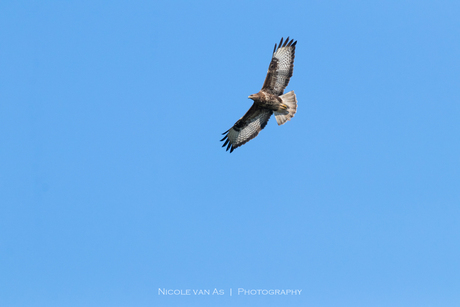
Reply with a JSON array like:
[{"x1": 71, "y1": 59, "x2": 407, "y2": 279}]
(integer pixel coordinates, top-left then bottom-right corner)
[
  {"x1": 221, "y1": 104, "x2": 273, "y2": 153},
  {"x1": 261, "y1": 37, "x2": 297, "y2": 96}
]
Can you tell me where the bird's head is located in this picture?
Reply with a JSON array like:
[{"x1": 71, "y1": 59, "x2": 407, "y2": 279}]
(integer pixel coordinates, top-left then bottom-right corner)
[{"x1": 248, "y1": 93, "x2": 259, "y2": 101}]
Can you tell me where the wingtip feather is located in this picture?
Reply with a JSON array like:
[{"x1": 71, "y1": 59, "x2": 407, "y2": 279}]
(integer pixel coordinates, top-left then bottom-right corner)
[
  {"x1": 275, "y1": 37, "x2": 297, "y2": 51},
  {"x1": 283, "y1": 37, "x2": 289, "y2": 47}
]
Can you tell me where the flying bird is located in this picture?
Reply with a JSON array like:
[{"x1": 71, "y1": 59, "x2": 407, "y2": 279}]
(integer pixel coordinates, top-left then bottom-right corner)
[{"x1": 221, "y1": 37, "x2": 298, "y2": 153}]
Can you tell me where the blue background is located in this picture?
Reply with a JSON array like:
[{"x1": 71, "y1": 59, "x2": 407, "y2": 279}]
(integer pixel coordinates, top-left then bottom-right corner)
[{"x1": 1, "y1": 1, "x2": 459, "y2": 306}]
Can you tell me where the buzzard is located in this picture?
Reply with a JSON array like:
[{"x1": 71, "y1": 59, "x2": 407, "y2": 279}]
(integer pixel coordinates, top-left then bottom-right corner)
[{"x1": 221, "y1": 37, "x2": 298, "y2": 153}]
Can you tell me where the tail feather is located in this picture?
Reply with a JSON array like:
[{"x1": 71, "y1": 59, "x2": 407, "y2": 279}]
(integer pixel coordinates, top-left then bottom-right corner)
[{"x1": 274, "y1": 91, "x2": 297, "y2": 125}]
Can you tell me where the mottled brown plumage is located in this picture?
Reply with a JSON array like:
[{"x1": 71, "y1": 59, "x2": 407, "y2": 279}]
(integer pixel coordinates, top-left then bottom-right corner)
[{"x1": 221, "y1": 37, "x2": 298, "y2": 153}]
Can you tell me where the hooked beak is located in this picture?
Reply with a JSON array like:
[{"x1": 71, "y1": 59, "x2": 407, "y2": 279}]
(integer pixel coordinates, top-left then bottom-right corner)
[{"x1": 248, "y1": 94, "x2": 256, "y2": 100}]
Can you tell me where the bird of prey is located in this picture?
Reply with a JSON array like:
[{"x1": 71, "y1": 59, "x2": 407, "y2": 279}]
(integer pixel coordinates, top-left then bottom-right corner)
[{"x1": 221, "y1": 37, "x2": 298, "y2": 153}]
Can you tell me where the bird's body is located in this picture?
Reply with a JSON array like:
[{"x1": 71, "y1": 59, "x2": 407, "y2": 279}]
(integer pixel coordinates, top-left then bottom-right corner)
[
  {"x1": 248, "y1": 92, "x2": 284, "y2": 111},
  {"x1": 221, "y1": 37, "x2": 298, "y2": 153}
]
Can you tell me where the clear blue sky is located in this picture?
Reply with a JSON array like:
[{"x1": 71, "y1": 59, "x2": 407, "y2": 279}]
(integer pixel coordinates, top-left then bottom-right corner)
[{"x1": 1, "y1": 1, "x2": 459, "y2": 306}]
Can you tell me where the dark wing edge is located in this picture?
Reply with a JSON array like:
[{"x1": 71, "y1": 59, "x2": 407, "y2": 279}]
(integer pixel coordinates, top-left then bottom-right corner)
[
  {"x1": 220, "y1": 105, "x2": 273, "y2": 153},
  {"x1": 261, "y1": 37, "x2": 297, "y2": 96}
]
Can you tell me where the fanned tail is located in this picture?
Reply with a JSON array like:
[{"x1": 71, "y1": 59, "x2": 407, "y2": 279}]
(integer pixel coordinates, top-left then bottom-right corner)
[{"x1": 274, "y1": 91, "x2": 297, "y2": 125}]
